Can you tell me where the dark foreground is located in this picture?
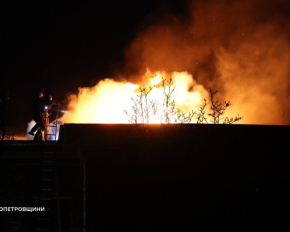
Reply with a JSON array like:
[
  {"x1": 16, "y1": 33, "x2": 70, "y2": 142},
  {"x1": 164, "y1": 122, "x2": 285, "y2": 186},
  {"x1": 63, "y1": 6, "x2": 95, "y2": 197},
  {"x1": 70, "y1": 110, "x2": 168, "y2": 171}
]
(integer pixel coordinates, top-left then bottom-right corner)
[{"x1": 1, "y1": 124, "x2": 290, "y2": 231}]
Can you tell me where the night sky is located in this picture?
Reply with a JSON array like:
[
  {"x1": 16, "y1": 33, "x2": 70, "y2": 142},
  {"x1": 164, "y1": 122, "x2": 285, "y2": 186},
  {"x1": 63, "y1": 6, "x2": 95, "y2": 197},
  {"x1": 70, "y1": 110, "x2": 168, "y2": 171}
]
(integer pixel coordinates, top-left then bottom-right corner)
[{"x1": 1, "y1": 0, "x2": 186, "y2": 136}]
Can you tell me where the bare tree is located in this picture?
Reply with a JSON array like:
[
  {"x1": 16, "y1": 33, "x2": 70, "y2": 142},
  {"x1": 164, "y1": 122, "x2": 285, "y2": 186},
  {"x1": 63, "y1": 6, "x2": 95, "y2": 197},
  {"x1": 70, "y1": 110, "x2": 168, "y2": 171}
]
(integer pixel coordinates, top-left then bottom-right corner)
[
  {"x1": 124, "y1": 86, "x2": 158, "y2": 124},
  {"x1": 124, "y1": 96, "x2": 139, "y2": 124},
  {"x1": 124, "y1": 80, "x2": 243, "y2": 125},
  {"x1": 207, "y1": 88, "x2": 243, "y2": 124},
  {"x1": 196, "y1": 99, "x2": 208, "y2": 124},
  {"x1": 125, "y1": 78, "x2": 196, "y2": 124},
  {"x1": 161, "y1": 78, "x2": 176, "y2": 124},
  {"x1": 223, "y1": 115, "x2": 243, "y2": 124}
]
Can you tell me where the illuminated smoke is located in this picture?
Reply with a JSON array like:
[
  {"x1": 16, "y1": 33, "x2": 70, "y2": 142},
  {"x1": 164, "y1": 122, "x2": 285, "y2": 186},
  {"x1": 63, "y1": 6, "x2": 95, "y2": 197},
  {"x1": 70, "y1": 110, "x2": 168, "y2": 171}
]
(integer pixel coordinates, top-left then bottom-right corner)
[
  {"x1": 26, "y1": 120, "x2": 35, "y2": 140},
  {"x1": 61, "y1": 0, "x2": 290, "y2": 125},
  {"x1": 123, "y1": 0, "x2": 290, "y2": 125}
]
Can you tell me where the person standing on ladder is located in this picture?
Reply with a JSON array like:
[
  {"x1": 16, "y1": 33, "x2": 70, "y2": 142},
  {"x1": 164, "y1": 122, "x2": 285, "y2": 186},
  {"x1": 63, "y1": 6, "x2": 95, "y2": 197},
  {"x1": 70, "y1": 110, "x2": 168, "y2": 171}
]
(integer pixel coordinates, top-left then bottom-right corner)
[
  {"x1": 28, "y1": 93, "x2": 52, "y2": 141},
  {"x1": 28, "y1": 92, "x2": 44, "y2": 138}
]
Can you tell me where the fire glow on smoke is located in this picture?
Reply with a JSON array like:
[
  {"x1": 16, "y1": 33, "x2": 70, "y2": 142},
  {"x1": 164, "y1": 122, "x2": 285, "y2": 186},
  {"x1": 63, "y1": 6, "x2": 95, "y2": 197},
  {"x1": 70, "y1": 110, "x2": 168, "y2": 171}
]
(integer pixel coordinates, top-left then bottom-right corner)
[{"x1": 60, "y1": 0, "x2": 290, "y2": 125}]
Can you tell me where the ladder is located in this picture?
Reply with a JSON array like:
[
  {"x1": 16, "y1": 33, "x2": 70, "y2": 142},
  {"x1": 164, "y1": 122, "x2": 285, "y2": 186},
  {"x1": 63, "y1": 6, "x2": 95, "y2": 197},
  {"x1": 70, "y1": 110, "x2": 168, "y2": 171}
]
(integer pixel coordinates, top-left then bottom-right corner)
[
  {"x1": 37, "y1": 145, "x2": 62, "y2": 231},
  {"x1": 43, "y1": 103, "x2": 60, "y2": 142},
  {"x1": 37, "y1": 103, "x2": 62, "y2": 231},
  {"x1": 37, "y1": 151, "x2": 55, "y2": 231}
]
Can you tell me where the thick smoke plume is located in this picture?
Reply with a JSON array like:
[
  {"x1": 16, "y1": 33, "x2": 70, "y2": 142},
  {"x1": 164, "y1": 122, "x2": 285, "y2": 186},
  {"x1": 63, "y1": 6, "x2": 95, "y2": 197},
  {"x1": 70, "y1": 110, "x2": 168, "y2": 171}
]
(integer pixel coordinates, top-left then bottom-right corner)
[
  {"x1": 122, "y1": 0, "x2": 290, "y2": 125},
  {"x1": 61, "y1": 0, "x2": 290, "y2": 125}
]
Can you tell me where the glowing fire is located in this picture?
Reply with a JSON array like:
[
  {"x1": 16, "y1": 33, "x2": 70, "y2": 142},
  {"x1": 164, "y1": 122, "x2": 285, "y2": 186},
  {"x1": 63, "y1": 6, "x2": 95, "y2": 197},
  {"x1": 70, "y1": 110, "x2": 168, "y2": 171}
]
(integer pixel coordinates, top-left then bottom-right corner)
[{"x1": 61, "y1": 70, "x2": 209, "y2": 124}]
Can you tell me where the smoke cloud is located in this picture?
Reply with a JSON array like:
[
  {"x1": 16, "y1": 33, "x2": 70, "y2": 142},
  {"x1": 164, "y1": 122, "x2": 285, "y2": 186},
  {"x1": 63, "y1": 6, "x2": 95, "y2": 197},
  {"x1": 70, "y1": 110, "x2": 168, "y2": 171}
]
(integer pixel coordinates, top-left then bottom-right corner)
[{"x1": 122, "y1": 0, "x2": 290, "y2": 125}]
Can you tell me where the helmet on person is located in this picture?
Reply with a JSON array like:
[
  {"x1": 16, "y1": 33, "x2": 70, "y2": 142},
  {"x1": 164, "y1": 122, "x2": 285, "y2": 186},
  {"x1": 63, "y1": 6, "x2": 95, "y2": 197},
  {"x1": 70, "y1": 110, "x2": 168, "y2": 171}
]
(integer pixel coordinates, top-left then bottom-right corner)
[{"x1": 43, "y1": 94, "x2": 52, "y2": 105}]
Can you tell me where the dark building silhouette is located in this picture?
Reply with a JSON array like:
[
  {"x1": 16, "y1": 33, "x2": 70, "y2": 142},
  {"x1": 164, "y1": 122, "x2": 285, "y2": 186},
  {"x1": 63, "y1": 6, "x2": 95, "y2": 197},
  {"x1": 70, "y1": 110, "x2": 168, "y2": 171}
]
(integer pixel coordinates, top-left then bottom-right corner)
[{"x1": 1, "y1": 124, "x2": 290, "y2": 231}]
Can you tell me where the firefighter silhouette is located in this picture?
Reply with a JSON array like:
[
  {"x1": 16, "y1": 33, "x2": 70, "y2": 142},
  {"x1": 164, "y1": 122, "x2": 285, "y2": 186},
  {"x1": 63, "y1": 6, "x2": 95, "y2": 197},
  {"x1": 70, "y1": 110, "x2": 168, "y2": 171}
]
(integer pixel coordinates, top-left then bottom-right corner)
[{"x1": 29, "y1": 93, "x2": 52, "y2": 141}]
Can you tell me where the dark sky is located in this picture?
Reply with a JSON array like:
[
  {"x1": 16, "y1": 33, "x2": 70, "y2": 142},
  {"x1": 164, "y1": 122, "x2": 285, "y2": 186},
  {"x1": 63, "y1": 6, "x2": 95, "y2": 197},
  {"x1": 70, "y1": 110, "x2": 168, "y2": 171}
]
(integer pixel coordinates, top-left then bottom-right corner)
[{"x1": 1, "y1": 0, "x2": 187, "y2": 136}]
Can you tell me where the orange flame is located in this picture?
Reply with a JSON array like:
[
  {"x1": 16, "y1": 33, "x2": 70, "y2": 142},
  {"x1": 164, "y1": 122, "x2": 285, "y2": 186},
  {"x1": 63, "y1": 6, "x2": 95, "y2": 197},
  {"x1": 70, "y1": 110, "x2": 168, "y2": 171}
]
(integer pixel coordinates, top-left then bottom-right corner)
[{"x1": 61, "y1": 70, "x2": 209, "y2": 124}]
